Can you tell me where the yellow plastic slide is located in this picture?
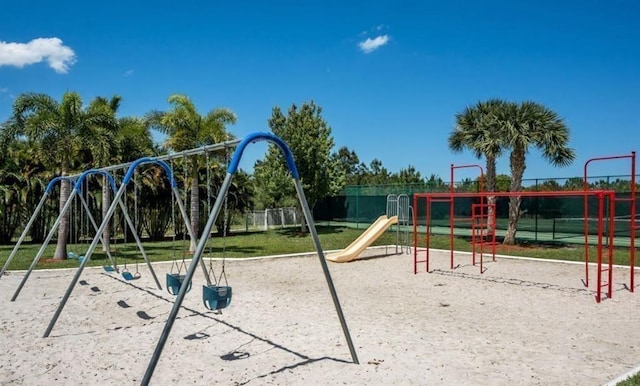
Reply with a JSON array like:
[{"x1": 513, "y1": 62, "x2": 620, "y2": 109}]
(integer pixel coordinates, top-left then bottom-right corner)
[{"x1": 326, "y1": 215, "x2": 399, "y2": 263}]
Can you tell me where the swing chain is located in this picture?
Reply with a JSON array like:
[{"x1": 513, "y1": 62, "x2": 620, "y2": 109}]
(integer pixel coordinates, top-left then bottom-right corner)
[
  {"x1": 180, "y1": 154, "x2": 189, "y2": 272},
  {"x1": 170, "y1": 159, "x2": 180, "y2": 275},
  {"x1": 122, "y1": 179, "x2": 129, "y2": 273},
  {"x1": 205, "y1": 151, "x2": 217, "y2": 281},
  {"x1": 218, "y1": 147, "x2": 230, "y2": 287},
  {"x1": 133, "y1": 170, "x2": 140, "y2": 275}
]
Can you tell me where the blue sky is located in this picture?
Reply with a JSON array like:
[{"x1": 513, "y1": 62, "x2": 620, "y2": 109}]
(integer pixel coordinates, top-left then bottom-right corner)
[{"x1": 1, "y1": 0, "x2": 638, "y2": 183}]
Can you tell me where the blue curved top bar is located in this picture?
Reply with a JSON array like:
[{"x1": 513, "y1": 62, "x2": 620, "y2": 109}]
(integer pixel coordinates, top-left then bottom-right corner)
[
  {"x1": 228, "y1": 132, "x2": 299, "y2": 179},
  {"x1": 45, "y1": 176, "x2": 75, "y2": 194},
  {"x1": 74, "y1": 170, "x2": 118, "y2": 192},
  {"x1": 123, "y1": 157, "x2": 176, "y2": 187}
]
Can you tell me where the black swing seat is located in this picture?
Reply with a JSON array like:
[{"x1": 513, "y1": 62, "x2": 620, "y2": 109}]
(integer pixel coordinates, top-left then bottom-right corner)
[
  {"x1": 202, "y1": 285, "x2": 232, "y2": 310},
  {"x1": 122, "y1": 270, "x2": 141, "y2": 281},
  {"x1": 166, "y1": 273, "x2": 192, "y2": 295}
]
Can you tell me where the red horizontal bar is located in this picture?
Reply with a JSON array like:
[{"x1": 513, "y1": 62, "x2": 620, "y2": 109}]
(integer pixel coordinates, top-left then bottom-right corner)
[{"x1": 415, "y1": 190, "x2": 615, "y2": 198}]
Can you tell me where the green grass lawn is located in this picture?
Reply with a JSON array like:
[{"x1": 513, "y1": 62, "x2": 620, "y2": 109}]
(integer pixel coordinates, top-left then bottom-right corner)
[
  {"x1": 618, "y1": 375, "x2": 640, "y2": 386},
  {"x1": 0, "y1": 224, "x2": 636, "y2": 271},
  {"x1": 0, "y1": 225, "x2": 399, "y2": 271}
]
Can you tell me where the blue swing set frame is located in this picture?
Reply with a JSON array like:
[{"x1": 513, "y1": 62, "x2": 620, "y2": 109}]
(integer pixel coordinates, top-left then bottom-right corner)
[
  {"x1": 30, "y1": 132, "x2": 358, "y2": 386},
  {"x1": 142, "y1": 132, "x2": 359, "y2": 384}
]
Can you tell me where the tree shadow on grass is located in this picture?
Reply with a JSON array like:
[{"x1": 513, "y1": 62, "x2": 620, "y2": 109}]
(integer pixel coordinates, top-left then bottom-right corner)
[
  {"x1": 275, "y1": 225, "x2": 350, "y2": 238},
  {"x1": 206, "y1": 226, "x2": 349, "y2": 238}
]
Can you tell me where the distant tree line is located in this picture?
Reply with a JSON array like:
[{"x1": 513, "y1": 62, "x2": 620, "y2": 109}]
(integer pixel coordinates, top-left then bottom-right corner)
[
  {"x1": 3, "y1": 91, "x2": 626, "y2": 252},
  {"x1": 0, "y1": 93, "x2": 428, "y2": 251}
]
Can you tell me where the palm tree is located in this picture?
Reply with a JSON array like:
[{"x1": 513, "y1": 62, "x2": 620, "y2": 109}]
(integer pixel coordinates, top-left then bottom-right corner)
[
  {"x1": 84, "y1": 95, "x2": 154, "y2": 250},
  {"x1": 8, "y1": 92, "x2": 118, "y2": 259},
  {"x1": 146, "y1": 94, "x2": 236, "y2": 252},
  {"x1": 113, "y1": 116, "x2": 156, "y2": 239},
  {"x1": 84, "y1": 96, "x2": 122, "y2": 254},
  {"x1": 115, "y1": 117, "x2": 155, "y2": 162},
  {"x1": 449, "y1": 99, "x2": 508, "y2": 234},
  {"x1": 207, "y1": 163, "x2": 254, "y2": 235},
  {"x1": 501, "y1": 101, "x2": 575, "y2": 244}
]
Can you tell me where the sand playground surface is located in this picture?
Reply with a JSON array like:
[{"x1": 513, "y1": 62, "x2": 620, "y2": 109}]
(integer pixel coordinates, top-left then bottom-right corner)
[{"x1": 1, "y1": 246, "x2": 640, "y2": 385}]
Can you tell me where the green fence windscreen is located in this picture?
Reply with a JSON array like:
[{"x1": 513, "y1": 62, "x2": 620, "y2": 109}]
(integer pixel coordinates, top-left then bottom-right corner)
[{"x1": 314, "y1": 181, "x2": 640, "y2": 243}]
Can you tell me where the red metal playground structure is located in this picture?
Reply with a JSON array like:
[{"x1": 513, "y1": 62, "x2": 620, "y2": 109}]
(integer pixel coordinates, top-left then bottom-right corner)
[{"x1": 412, "y1": 152, "x2": 637, "y2": 303}]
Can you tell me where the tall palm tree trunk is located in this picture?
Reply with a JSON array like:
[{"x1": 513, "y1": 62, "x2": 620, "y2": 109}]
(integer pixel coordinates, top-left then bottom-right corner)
[
  {"x1": 504, "y1": 149, "x2": 526, "y2": 245},
  {"x1": 189, "y1": 161, "x2": 199, "y2": 253},
  {"x1": 53, "y1": 173, "x2": 70, "y2": 259},
  {"x1": 485, "y1": 155, "x2": 497, "y2": 235}
]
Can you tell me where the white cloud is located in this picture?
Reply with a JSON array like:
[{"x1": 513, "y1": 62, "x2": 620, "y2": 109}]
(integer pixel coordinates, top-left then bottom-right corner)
[
  {"x1": 358, "y1": 34, "x2": 390, "y2": 54},
  {"x1": 0, "y1": 87, "x2": 8, "y2": 93},
  {"x1": 0, "y1": 37, "x2": 76, "y2": 73},
  {"x1": 124, "y1": 69, "x2": 134, "y2": 76}
]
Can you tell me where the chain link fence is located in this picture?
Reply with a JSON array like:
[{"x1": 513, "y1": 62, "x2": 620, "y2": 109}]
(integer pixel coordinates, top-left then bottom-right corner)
[{"x1": 245, "y1": 207, "x2": 301, "y2": 231}]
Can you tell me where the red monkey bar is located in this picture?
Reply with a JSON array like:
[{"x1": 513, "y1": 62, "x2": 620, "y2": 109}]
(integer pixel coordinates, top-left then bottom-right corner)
[
  {"x1": 584, "y1": 152, "x2": 636, "y2": 292},
  {"x1": 414, "y1": 189, "x2": 618, "y2": 303}
]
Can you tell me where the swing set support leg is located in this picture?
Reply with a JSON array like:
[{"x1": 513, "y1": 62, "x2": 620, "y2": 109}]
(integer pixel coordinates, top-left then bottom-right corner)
[
  {"x1": 1, "y1": 175, "x2": 72, "y2": 280},
  {"x1": 142, "y1": 179, "x2": 223, "y2": 385},
  {"x1": 13, "y1": 174, "x2": 120, "y2": 301},
  {"x1": 42, "y1": 176, "x2": 131, "y2": 338},
  {"x1": 294, "y1": 179, "x2": 359, "y2": 365},
  {"x1": 0, "y1": 191, "x2": 50, "y2": 279},
  {"x1": 199, "y1": 257, "x2": 212, "y2": 286},
  {"x1": 11, "y1": 189, "x2": 79, "y2": 302}
]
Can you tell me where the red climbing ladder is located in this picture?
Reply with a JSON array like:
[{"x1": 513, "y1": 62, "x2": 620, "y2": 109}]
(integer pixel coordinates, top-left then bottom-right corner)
[
  {"x1": 594, "y1": 192, "x2": 615, "y2": 302},
  {"x1": 471, "y1": 203, "x2": 496, "y2": 274}
]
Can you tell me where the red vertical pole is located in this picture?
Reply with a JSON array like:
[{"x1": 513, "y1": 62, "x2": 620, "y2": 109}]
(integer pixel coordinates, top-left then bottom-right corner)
[
  {"x1": 597, "y1": 192, "x2": 604, "y2": 303},
  {"x1": 483, "y1": 204, "x2": 487, "y2": 265},
  {"x1": 584, "y1": 165, "x2": 590, "y2": 287},
  {"x1": 426, "y1": 196, "x2": 431, "y2": 273},
  {"x1": 608, "y1": 192, "x2": 615, "y2": 299},
  {"x1": 631, "y1": 151, "x2": 636, "y2": 292},
  {"x1": 491, "y1": 204, "x2": 496, "y2": 262},
  {"x1": 479, "y1": 233, "x2": 483, "y2": 274},
  {"x1": 450, "y1": 165, "x2": 455, "y2": 269},
  {"x1": 471, "y1": 205, "x2": 476, "y2": 266},
  {"x1": 413, "y1": 194, "x2": 418, "y2": 275},
  {"x1": 480, "y1": 204, "x2": 486, "y2": 272}
]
